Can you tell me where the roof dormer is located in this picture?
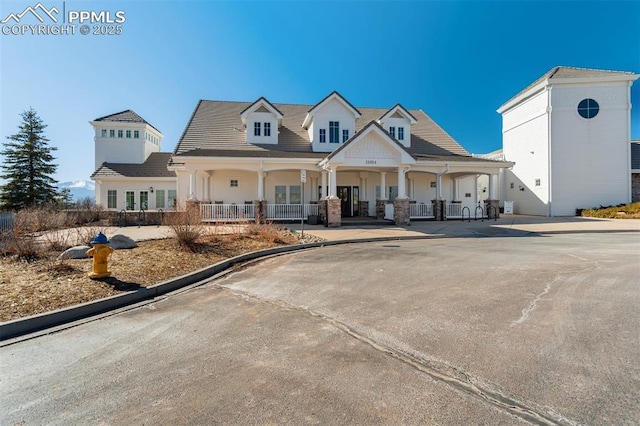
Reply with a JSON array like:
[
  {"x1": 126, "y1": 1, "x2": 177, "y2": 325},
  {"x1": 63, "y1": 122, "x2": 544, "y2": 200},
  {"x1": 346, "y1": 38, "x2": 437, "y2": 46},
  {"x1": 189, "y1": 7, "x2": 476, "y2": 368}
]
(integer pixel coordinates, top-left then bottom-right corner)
[
  {"x1": 241, "y1": 97, "x2": 283, "y2": 145},
  {"x1": 378, "y1": 103, "x2": 417, "y2": 148},
  {"x1": 303, "y1": 91, "x2": 362, "y2": 153}
]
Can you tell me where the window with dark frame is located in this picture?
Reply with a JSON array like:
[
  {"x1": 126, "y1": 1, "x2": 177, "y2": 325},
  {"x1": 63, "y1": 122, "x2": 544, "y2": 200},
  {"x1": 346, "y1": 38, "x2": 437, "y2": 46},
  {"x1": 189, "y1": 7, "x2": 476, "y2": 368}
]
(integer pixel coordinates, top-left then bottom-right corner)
[
  {"x1": 577, "y1": 98, "x2": 599, "y2": 119},
  {"x1": 110, "y1": 129, "x2": 115, "y2": 138},
  {"x1": 319, "y1": 129, "x2": 326, "y2": 143},
  {"x1": 389, "y1": 126, "x2": 396, "y2": 138},
  {"x1": 398, "y1": 127, "x2": 404, "y2": 141},
  {"x1": 230, "y1": 179, "x2": 239, "y2": 187},
  {"x1": 254, "y1": 122, "x2": 261, "y2": 136},
  {"x1": 329, "y1": 121, "x2": 340, "y2": 143},
  {"x1": 264, "y1": 122, "x2": 271, "y2": 137},
  {"x1": 342, "y1": 129, "x2": 349, "y2": 142}
]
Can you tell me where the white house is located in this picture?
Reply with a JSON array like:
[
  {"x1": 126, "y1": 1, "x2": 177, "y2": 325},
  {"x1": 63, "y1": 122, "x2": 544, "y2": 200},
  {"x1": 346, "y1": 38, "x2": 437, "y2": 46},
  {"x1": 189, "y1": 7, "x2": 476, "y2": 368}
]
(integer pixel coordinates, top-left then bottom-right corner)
[
  {"x1": 90, "y1": 92, "x2": 512, "y2": 226},
  {"x1": 496, "y1": 66, "x2": 638, "y2": 216},
  {"x1": 90, "y1": 110, "x2": 177, "y2": 211}
]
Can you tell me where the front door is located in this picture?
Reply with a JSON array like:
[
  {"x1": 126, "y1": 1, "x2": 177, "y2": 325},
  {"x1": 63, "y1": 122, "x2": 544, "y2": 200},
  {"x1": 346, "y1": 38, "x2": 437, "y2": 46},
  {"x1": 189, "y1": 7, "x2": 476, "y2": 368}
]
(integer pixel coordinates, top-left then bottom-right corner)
[
  {"x1": 125, "y1": 191, "x2": 135, "y2": 210},
  {"x1": 337, "y1": 186, "x2": 351, "y2": 217},
  {"x1": 139, "y1": 191, "x2": 149, "y2": 210}
]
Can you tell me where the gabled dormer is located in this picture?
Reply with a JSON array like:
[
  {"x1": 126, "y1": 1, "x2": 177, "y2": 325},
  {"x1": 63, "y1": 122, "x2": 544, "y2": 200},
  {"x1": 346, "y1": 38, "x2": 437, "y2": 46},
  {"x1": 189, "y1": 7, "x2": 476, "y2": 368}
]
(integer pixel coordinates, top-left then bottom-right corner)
[
  {"x1": 302, "y1": 91, "x2": 362, "y2": 153},
  {"x1": 241, "y1": 97, "x2": 283, "y2": 145},
  {"x1": 91, "y1": 110, "x2": 163, "y2": 169},
  {"x1": 378, "y1": 103, "x2": 417, "y2": 148}
]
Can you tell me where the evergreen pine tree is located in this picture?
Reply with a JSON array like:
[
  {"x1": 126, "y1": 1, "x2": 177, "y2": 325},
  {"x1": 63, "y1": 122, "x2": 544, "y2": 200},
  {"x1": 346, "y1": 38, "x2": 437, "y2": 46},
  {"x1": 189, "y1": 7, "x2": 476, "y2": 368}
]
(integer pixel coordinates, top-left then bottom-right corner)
[{"x1": 1, "y1": 108, "x2": 59, "y2": 210}]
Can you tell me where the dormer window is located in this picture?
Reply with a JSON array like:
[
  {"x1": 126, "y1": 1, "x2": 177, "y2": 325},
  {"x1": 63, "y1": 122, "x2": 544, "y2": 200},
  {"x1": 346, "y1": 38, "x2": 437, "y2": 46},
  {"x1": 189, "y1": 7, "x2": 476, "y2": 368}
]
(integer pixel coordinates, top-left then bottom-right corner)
[
  {"x1": 342, "y1": 129, "x2": 349, "y2": 142},
  {"x1": 264, "y1": 122, "x2": 271, "y2": 137},
  {"x1": 389, "y1": 126, "x2": 396, "y2": 138},
  {"x1": 398, "y1": 127, "x2": 404, "y2": 141},
  {"x1": 254, "y1": 122, "x2": 261, "y2": 136},
  {"x1": 319, "y1": 129, "x2": 326, "y2": 143},
  {"x1": 329, "y1": 121, "x2": 340, "y2": 143}
]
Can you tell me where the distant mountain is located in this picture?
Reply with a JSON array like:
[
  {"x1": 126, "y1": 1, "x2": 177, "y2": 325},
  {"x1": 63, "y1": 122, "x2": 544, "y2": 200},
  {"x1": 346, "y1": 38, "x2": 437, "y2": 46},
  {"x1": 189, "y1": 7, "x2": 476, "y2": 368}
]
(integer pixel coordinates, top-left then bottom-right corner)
[{"x1": 58, "y1": 180, "x2": 95, "y2": 201}]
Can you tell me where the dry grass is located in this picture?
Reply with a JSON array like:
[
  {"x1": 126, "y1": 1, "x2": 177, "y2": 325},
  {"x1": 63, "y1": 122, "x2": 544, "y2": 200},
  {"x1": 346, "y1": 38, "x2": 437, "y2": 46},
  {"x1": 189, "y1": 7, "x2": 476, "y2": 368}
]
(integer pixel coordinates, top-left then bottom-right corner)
[
  {"x1": 0, "y1": 224, "x2": 309, "y2": 322},
  {"x1": 580, "y1": 202, "x2": 640, "y2": 219}
]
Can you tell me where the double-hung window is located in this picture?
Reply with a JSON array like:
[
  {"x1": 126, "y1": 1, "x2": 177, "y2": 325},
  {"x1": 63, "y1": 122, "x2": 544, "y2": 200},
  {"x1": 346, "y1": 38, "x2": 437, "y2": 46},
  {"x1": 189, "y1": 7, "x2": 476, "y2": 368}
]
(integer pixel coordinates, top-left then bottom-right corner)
[
  {"x1": 134, "y1": 130, "x2": 140, "y2": 138},
  {"x1": 329, "y1": 121, "x2": 340, "y2": 143},
  {"x1": 319, "y1": 129, "x2": 326, "y2": 143},
  {"x1": 117, "y1": 130, "x2": 123, "y2": 138},
  {"x1": 389, "y1": 126, "x2": 396, "y2": 138},
  {"x1": 342, "y1": 129, "x2": 349, "y2": 142},
  {"x1": 398, "y1": 127, "x2": 404, "y2": 141},
  {"x1": 264, "y1": 122, "x2": 271, "y2": 137},
  {"x1": 110, "y1": 129, "x2": 115, "y2": 138},
  {"x1": 107, "y1": 190, "x2": 117, "y2": 209},
  {"x1": 101, "y1": 129, "x2": 107, "y2": 137},
  {"x1": 254, "y1": 122, "x2": 261, "y2": 136},
  {"x1": 126, "y1": 130, "x2": 131, "y2": 138}
]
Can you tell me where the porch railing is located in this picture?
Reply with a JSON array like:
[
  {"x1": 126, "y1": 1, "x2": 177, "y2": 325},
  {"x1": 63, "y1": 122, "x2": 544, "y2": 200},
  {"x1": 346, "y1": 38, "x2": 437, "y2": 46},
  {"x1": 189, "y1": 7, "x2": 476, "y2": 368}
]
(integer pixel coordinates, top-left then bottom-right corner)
[
  {"x1": 0, "y1": 213, "x2": 15, "y2": 231},
  {"x1": 266, "y1": 204, "x2": 318, "y2": 220},
  {"x1": 446, "y1": 203, "x2": 463, "y2": 218},
  {"x1": 409, "y1": 203, "x2": 434, "y2": 219},
  {"x1": 200, "y1": 204, "x2": 255, "y2": 222}
]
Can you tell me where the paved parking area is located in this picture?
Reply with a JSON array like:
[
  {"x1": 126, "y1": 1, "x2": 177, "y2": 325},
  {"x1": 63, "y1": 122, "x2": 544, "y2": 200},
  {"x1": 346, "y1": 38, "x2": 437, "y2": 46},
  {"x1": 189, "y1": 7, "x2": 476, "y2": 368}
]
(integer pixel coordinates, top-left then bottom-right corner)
[{"x1": 2, "y1": 231, "x2": 639, "y2": 424}]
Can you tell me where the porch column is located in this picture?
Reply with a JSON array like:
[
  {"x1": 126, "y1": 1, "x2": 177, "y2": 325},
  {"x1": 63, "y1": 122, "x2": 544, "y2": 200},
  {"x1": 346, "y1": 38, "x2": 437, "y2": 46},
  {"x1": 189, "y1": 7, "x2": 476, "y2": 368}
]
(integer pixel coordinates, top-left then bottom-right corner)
[
  {"x1": 257, "y1": 171, "x2": 265, "y2": 201},
  {"x1": 408, "y1": 174, "x2": 415, "y2": 200},
  {"x1": 452, "y1": 178, "x2": 459, "y2": 201},
  {"x1": 188, "y1": 171, "x2": 198, "y2": 201},
  {"x1": 203, "y1": 172, "x2": 211, "y2": 202},
  {"x1": 321, "y1": 171, "x2": 328, "y2": 199},
  {"x1": 397, "y1": 167, "x2": 409, "y2": 199},
  {"x1": 329, "y1": 168, "x2": 337, "y2": 199},
  {"x1": 488, "y1": 174, "x2": 497, "y2": 200},
  {"x1": 311, "y1": 177, "x2": 318, "y2": 202},
  {"x1": 436, "y1": 173, "x2": 443, "y2": 200},
  {"x1": 381, "y1": 172, "x2": 387, "y2": 199}
]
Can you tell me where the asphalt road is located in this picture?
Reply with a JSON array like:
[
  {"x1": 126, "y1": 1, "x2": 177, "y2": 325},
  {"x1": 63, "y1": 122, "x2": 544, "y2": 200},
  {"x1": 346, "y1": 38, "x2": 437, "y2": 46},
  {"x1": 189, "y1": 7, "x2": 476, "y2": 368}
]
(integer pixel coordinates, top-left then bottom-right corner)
[{"x1": 2, "y1": 232, "x2": 639, "y2": 425}]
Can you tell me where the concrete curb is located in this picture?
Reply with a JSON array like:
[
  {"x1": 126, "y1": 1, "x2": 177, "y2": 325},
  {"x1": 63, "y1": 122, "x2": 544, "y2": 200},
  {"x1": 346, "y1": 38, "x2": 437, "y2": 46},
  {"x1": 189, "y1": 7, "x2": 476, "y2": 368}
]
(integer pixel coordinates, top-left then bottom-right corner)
[{"x1": 0, "y1": 235, "x2": 440, "y2": 342}]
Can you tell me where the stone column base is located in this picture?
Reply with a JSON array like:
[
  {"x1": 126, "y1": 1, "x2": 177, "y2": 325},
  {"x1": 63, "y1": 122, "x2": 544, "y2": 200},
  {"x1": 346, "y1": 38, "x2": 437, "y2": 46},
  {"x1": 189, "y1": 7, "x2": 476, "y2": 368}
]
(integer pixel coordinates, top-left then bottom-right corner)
[
  {"x1": 358, "y1": 201, "x2": 369, "y2": 217},
  {"x1": 376, "y1": 199, "x2": 388, "y2": 219},
  {"x1": 326, "y1": 198, "x2": 341, "y2": 227},
  {"x1": 432, "y1": 199, "x2": 446, "y2": 221},
  {"x1": 254, "y1": 200, "x2": 266, "y2": 223},
  {"x1": 484, "y1": 199, "x2": 500, "y2": 219},
  {"x1": 393, "y1": 198, "x2": 410, "y2": 226}
]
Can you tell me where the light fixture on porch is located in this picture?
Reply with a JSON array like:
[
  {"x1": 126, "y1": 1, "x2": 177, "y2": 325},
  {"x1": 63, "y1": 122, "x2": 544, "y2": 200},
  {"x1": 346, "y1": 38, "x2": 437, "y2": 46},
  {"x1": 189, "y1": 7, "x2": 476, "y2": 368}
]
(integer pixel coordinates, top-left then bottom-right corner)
[{"x1": 149, "y1": 187, "x2": 154, "y2": 193}]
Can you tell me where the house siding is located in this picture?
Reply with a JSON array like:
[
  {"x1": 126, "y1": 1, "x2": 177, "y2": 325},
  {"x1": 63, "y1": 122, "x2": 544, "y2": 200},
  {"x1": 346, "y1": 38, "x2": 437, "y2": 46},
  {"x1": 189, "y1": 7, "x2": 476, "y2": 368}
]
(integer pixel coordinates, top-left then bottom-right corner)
[
  {"x1": 550, "y1": 82, "x2": 631, "y2": 215},
  {"x1": 501, "y1": 89, "x2": 550, "y2": 216}
]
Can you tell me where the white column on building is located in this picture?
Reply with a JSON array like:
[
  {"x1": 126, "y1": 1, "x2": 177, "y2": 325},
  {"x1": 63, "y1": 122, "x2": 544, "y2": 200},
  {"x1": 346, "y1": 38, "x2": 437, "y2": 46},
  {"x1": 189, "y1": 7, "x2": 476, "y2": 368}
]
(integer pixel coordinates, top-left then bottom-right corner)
[
  {"x1": 321, "y1": 171, "x2": 328, "y2": 199},
  {"x1": 436, "y1": 173, "x2": 443, "y2": 200},
  {"x1": 408, "y1": 174, "x2": 415, "y2": 200},
  {"x1": 329, "y1": 167, "x2": 338, "y2": 199},
  {"x1": 188, "y1": 171, "x2": 198, "y2": 201},
  {"x1": 489, "y1": 173, "x2": 497, "y2": 199},
  {"x1": 381, "y1": 172, "x2": 387, "y2": 199},
  {"x1": 474, "y1": 175, "x2": 480, "y2": 202},
  {"x1": 203, "y1": 172, "x2": 210, "y2": 202},
  {"x1": 452, "y1": 178, "x2": 459, "y2": 201},
  {"x1": 257, "y1": 171, "x2": 265, "y2": 201},
  {"x1": 397, "y1": 167, "x2": 409, "y2": 199}
]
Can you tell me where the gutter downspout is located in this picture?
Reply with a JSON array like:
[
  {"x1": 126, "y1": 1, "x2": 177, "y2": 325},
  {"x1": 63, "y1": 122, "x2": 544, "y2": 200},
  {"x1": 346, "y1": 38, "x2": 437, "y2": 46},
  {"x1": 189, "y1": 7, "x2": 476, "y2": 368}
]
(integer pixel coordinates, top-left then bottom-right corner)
[{"x1": 627, "y1": 80, "x2": 633, "y2": 203}]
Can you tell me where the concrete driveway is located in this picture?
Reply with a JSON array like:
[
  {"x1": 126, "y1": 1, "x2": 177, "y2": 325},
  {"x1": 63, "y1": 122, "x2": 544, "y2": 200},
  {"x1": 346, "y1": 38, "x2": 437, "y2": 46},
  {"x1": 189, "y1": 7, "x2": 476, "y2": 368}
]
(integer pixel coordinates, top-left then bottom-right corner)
[{"x1": 2, "y1": 232, "x2": 639, "y2": 424}]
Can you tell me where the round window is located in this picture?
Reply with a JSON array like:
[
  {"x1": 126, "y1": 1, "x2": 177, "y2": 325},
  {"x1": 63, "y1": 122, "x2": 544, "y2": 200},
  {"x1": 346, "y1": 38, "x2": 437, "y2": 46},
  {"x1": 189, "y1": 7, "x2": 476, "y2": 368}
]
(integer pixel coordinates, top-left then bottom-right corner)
[{"x1": 577, "y1": 98, "x2": 599, "y2": 119}]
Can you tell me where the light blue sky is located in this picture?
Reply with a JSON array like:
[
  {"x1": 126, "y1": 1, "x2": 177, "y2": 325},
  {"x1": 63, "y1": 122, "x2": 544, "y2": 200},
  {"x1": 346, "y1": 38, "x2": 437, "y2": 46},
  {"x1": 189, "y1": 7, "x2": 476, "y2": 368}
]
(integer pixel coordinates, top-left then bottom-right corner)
[{"x1": 1, "y1": 0, "x2": 639, "y2": 183}]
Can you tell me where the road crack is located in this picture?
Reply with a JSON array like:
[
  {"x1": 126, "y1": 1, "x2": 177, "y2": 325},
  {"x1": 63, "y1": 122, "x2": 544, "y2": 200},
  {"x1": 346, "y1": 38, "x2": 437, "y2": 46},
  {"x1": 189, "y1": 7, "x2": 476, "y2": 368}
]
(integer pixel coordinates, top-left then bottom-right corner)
[{"x1": 215, "y1": 282, "x2": 577, "y2": 426}]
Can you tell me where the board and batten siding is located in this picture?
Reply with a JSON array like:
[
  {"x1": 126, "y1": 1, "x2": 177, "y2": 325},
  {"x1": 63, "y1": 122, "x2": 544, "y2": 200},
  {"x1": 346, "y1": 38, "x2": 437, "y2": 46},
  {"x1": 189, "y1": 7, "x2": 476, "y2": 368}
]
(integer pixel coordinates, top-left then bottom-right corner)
[
  {"x1": 502, "y1": 89, "x2": 550, "y2": 216},
  {"x1": 549, "y1": 82, "x2": 631, "y2": 215}
]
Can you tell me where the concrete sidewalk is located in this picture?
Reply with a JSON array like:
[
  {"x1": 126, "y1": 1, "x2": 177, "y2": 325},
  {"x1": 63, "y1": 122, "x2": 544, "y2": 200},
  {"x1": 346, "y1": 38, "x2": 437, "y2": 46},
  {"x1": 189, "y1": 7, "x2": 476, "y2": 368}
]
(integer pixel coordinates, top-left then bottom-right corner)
[{"x1": 99, "y1": 215, "x2": 640, "y2": 243}]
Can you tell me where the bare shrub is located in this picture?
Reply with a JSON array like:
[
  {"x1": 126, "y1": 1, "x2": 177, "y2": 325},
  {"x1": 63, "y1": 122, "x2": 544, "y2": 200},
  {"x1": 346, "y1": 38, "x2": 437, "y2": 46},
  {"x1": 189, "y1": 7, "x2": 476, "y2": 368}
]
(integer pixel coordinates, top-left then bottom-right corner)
[
  {"x1": 0, "y1": 232, "x2": 42, "y2": 261},
  {"x1": 74, "y1": 226, "x2": 107, "y2": 246},
  {"x1": 246, "y1": 222, "x2": 296, "y2": 245},
  {"x1": 14, "y1": 207, "x2": 68, "y2": 233},
  {"x1": 71, "y1": 197, "x2": 105, "y2": 225},
  {"x1": 163, "y1": 206, "x2": 204, "y2": 251}
]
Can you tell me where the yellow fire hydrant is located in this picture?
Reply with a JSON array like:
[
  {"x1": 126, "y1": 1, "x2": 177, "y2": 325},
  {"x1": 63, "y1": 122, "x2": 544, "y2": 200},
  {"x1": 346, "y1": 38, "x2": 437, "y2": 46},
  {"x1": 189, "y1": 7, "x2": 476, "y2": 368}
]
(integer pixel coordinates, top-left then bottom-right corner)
[{"x1": 87, "y1": 232, "x2": 114, "y2": 279}]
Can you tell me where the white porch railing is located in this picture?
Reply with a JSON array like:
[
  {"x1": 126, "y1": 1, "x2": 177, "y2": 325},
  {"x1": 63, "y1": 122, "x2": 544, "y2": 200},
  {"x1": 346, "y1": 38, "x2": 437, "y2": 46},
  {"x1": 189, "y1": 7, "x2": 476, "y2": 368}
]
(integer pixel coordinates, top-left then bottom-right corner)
[
  {"x1": 266, "y1": 204, "x2": 319, "y2": 220},
  {"x1": 446, "y1": 202, "x2": 462, "y2": 218},
  {"x1": 200, "y1": 204, "x2": 255, "y2": 222},
  {"x1": 410, "y1": 203, "x2": 434, "y2": 219}
]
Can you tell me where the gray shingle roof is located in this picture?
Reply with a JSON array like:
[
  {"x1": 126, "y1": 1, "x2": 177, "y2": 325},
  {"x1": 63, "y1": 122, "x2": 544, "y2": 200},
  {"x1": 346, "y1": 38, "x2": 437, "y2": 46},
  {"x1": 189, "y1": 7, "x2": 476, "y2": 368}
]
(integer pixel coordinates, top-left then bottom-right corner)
[
  {"x1": 91, "y1": 152, "x2": 175, "y2": 178},
  {"x1": 173, "y1": 99, "x2": 469, "y2": 159},
  {"x1": 500, "y1": 66, "x2": 637, "y2": 110},
  {"x1": 94, "y1": 110, "x2": 162, "y2": 134}
]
